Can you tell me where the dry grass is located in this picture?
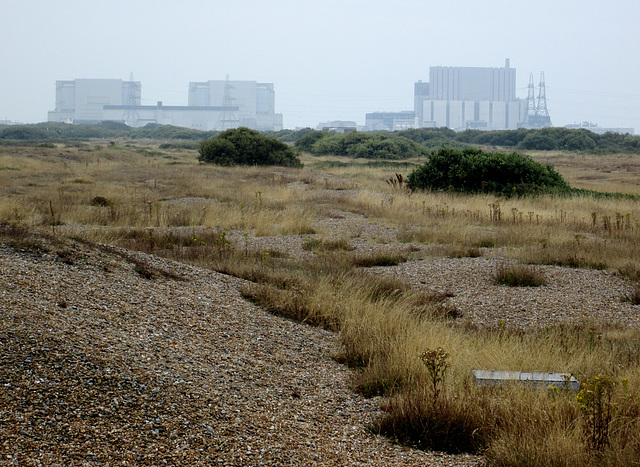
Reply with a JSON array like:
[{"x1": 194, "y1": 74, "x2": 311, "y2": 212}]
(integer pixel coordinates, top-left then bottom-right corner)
[
  {"x1": 3, "y1": 142, "x2": 640, "y2": 465},
  {"x1": 493, "y1": 263, "x2": 547, "y2": 287}
]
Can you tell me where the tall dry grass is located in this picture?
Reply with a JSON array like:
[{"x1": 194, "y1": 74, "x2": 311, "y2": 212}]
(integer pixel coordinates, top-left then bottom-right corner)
[{"x1": 2, "y1": 143, "x2": 640, "y2": 464}]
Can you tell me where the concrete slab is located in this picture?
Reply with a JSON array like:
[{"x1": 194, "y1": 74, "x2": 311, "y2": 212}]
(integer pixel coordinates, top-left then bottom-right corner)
[{"x1": 472, "y1": 370, "x2": 580, "y2": 390}]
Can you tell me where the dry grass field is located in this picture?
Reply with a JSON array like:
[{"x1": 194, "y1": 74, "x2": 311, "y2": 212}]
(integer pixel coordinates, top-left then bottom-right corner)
[{"x1": 2, "y1": 141, "x2": 640, "y2": 465}]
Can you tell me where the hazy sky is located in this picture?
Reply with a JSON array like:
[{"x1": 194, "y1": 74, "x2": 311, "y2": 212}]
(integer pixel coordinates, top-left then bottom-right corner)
[{"x1": 2, "y1": 0, "x2": 639, "y2": 131}]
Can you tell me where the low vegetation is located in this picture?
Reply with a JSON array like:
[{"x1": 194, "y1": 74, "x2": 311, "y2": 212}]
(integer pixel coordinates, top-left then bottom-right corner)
[
  {"x1": 294, "y1": 130, "x2": 429, "y2": 159},
  {"x1": 407, "y1": 147, "x2": 571, "y2": 196},
  {"x1": 198, "y1": 127, "x2": 302, "y2": 167},
  {"x1": 3, "y1": 122, "x2": 640, "y2": 155},
  {"x1": 493, "y1": 263, "x2": 547, "y2": 287},
  {"x1": 2, "y1": 139, "x2": 640, "y2": 465}
]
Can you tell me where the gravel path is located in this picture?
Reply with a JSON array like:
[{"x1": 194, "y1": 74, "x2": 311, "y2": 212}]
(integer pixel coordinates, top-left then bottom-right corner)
[{"x1": 0, "y1": 233, "x2": 482, "y2": 466}]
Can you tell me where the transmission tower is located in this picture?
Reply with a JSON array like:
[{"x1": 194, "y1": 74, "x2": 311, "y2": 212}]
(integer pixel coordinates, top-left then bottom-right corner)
[
  {"x1": 522, "y1": 73, "x2": 536, "y2": 127},
  {"x1": 535, "y1": 71, "x2": 551, "y2": 120},
  {"x1": 122, "y1": 72, "x2": 140, "y2": 127},
  {"x1": 520, "y1": 71, "x2": 552, "y2": 128},
  {"x1": 216, "y1": 74, "x2": 239, "y2": 131}
]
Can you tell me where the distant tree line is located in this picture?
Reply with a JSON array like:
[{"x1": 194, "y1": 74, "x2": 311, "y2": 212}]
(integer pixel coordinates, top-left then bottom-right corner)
[
  {"x1": 0, "y1": 122, "x2": 218, "y2": 142},
  {"x1": 293, "y1": 131, "x2": 430, "y2": 160},
  {"x1": 2, "y1": 122, "x2": 639, "y2": 155}
]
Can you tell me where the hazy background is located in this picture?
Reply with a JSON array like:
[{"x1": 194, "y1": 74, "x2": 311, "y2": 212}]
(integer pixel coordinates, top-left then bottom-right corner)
[{"x1": 2, "y1": 0, "x2": 639, "y2": 130}]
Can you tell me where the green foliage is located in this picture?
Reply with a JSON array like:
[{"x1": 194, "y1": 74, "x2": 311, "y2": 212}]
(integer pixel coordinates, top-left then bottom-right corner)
[
  {"x1": 4, "y1": 120, "x2": 639, "y2": 155},
  {"x1": 263, "y1": 127, "x2": 316, "y2": 143},
  {"x1": 397, "y1": 127, "x2": 467, "y2": 149},
  {"x1": 0, "y1": 122, "x2": 217, "y2": 142},
  {"x1": 293, "y1": 130, "x2": 327, "y2": 152},
  {"x1": 0, "y1": 126, "x2": 50, "y2": 140},
  {"x1": 295, "y1": 130, "x2": 429, "y2": 160},
  {"x1": 198, "y1": 127, "x2": 302, "y2": 167},
  {"x1": 407, "y1": 147, "x2": 571, "y2": 196},
  {"x1": 131, "y1": 123, "x2": 217, "y2": 141},
  {"x1": 455, "y1": 126, "x2": 638, "y2": 153}
]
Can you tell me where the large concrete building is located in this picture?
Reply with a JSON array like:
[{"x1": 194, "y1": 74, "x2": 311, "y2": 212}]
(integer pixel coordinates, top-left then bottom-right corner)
[
  {"x1": 365, "y1": 111, "x2": 416, "y2": 131},
  {"x1": 48, "y1": 78, "x2": 283, "y2": 131},
  {"x1": 414, "y1": 59, "x2": 527, "y2": 131},
  {"x1": 48, "y1": 79, "x2": 141, "y2": 124},
  {"x1": 188, "y1": 79, "x2": 282, "y2": 131}
]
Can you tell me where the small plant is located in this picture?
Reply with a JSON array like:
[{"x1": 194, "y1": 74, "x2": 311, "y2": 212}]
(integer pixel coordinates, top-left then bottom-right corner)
[
  {"x1": 494, "y1": 263, "x2": 547, "y2": 287},
  {"x1": 302, "y1": 237, "x2": 353, "y2": 252},
  {"x1": 448, "y1": 245, "x2": 482, "y2": 258},
  {"x1": 420, "y1": 347, "x2": 450, "y2": 408},
  {"x1": 576, "y1": 375, "x2": 617, "y2": 454},
  {"x1": 410, "y1": 290, "x2": 460, "y2": 320},
  {"x1": 623, "y1": 283, "x2": 640, "y2": 305},
  {"x1": 385, "y1": 173, "x2": 405, "y2": 190},
  {"x1": 215, "y1": 231, "x2": 231, "y2": 259},
  {"x1": 352, "y1": 252, "x2": 408, "y2": 267},
  {"x1": 90, "y1": 196, "x2": 113, "y2": 207}
]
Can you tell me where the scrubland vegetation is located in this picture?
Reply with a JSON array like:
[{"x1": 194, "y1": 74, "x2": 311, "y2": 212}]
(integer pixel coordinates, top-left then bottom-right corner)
[{"x1": 2, "y1": 135, "x2": 640, "y2": 465}]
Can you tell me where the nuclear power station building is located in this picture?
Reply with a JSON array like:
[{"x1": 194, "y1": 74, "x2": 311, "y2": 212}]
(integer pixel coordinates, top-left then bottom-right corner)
[
  {"x1": 405, "y1": 59, "x2": 551, "y2": 131},
  {"x1": 48, "y1": 76, "x2": 283, "y2": 131},
  {"x1": 48, "y1": 78, "x2": 142, "y2": 124}
]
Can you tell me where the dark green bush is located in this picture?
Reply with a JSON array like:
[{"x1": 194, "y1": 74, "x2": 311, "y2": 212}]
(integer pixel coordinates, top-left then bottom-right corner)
[
  {"x1": 294, "y1": 130, "x2": 330, "y2": 152},
  {"x1": 295, "y1": 130, "x2": 428, "y2": 160},
  {"x1": 198, "y1": 127, "x2": 302, "y2": 167},
  {"x1": 407, "y1": 147, "x2": 571, "y2": 196}
]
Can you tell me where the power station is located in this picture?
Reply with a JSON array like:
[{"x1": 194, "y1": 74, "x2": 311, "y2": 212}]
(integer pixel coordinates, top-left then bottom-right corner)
[
  {"x1": 48, "y1": 77, "x2": 283, "y2": 131},
  {"x1": 368, "y1": 59, "x2": 551, "y2": 132},
  {"x1": 48, "y1": 61, "x2": 555, "y2": 133}
]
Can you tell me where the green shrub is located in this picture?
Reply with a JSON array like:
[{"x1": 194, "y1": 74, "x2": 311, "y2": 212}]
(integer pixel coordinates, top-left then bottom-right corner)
[
  {"x1": 294, "y1": 130, "x2": 328, "y2": 152},
  {"x1": 407, "y1": 147, "x2": 571, "y2": 196},
  {"x1": 198, "y1": 127, "x2": 302, "y2": 167},
  {"x1": 295, "y1": 130, "x2": 429, "y2": 160}
]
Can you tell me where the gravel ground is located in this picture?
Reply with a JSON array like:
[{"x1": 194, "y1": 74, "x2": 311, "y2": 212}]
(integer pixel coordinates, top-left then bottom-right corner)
[
  {"x1": 2, "y1": 209, "x2": 638, "y2": 465},
  {"x1": 373, "y1": 256, "x2": 640, "y2": 330},
  {"x1": 0, "y1": 231, "x2": 483, "y2": 466}
]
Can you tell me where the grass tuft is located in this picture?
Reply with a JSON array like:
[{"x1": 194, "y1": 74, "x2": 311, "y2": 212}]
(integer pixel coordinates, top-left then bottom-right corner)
[
  {"x1": 352, "y1": 252, "x2": 409, "y2": 267},
  {"x1": 494, "y1": 263, "x2": 547, "y2": 287},
  {"x1": 624, "y1": 283, "x2": 640, "y2": 305}
]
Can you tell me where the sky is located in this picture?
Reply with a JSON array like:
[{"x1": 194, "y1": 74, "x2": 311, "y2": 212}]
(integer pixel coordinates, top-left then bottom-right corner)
[{"x1": 2, "y1": 0, "x2": 639, "y2": 131}]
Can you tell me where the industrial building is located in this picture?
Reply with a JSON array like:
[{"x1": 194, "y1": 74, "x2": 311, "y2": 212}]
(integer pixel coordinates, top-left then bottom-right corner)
[
  {"x1": 414, "y1": 59, "x2": 534, "y2": 131},
  {"x1": 364, "y1": 60, "x2": 550, "y2": 132},
  {"x1": 188, "y1": 79, "x2": 282, "y2": 131},
  {"x1": 48, "y1": 79, "x2": 141, "y2": 124},
  {"x1": 48, "y1": 77, "x2": 283, "y2": 131},
  {"x1": 565, "y1": 122, "x2": 634, "y2": 135},
  {"x1": 364, "y1": 111, "x2": 416, "y2": 131}
]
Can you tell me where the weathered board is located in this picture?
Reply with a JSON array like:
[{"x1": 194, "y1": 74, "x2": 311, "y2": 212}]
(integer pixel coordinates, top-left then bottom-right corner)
[{"x1": 472, "y1": 370, "x2": 580, "y2": 390}]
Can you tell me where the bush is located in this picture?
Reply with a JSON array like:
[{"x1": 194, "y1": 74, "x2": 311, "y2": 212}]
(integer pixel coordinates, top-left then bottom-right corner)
[
  {"x1": 198, "y1": 127, "x2": 302, "y2": 167},
  {"x1": 293, "y1": 130, "x2": 328, "y2": 152},
  {"x1": 407, "y1": 147, "x2": 571, "y2": 196},
  {"x1": 294, "y1": 130, "x2": 429, "y2": 160}
]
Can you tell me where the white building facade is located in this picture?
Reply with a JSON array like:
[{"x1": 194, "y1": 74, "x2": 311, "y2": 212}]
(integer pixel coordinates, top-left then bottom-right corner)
[
  {"x1": 48, "y1": 78, "x2": 283, "y2": 131},
  {"x1": 48, "y1": 79, "x2": 141, "y2": 124},
  {"x1": 188, "y1": 80, "x2": 282, "y2": 131},
  {"x1": 415, "y1": 60, "x2": 526, "y2": 131}
]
